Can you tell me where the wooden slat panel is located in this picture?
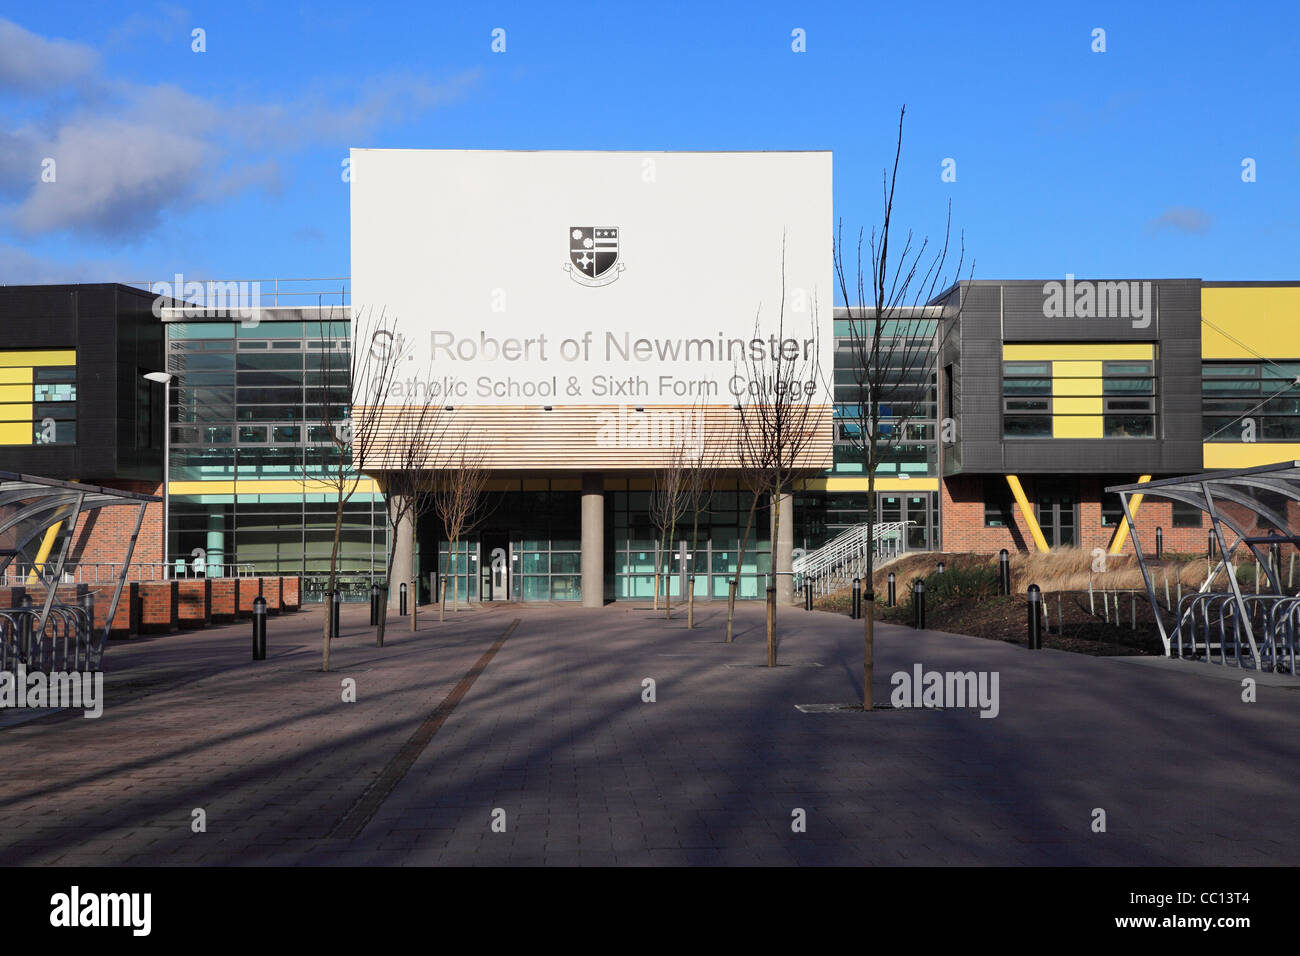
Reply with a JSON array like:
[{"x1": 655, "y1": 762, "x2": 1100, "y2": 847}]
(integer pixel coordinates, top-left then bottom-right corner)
[{"x1": 355, "y1": 404, "x2": 833, "y2": 473}]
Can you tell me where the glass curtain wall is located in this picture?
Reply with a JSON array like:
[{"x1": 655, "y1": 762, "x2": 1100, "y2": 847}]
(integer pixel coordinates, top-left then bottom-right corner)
[{"x1": 166, "y1": 317, "x2": 386, "y2": 600}]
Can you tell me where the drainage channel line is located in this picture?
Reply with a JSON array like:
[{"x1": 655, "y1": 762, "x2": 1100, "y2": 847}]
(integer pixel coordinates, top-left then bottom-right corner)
[{"x1": 328, "y1": 617, "x2": 520, "y2": 840}]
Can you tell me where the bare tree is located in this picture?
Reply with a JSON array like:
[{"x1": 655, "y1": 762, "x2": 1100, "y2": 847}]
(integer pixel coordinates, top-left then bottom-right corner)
[
  {"x1": 430, "y1": 429, "x2": 493, "y2": 624},
  {"x1": 307, "y1": 306, "x2": 408, "y2": 672},
  {"x1": 682, "y1": 402, "x2": 721, "y2": 629},
  {"x1": 371, "y1": 400, "x2": 450, "y2": 647},
  {"x1": 725, "y1": 441, "x2": 768, "y2": 644},
  {"x1": 833, "y1": 104, "x2": 970, "y2": 708},
  {"x1": 649, "y1": 447, "x2": 690, "y2": 619},
  {"x1": 735, "y1": 244, "x2": 825, "y2": 666}
]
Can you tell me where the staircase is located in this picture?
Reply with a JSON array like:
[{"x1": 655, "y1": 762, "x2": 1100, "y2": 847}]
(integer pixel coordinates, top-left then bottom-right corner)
[{"x1": 793, "y1": 521, "x2": 913, "y2": 596}]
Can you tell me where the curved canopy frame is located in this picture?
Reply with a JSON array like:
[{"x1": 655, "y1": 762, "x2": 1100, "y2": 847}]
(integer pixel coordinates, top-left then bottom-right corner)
[
  {"x1": 1108, "y1": 461, "x2": 1300, "y2": 667},
  {"x1": 0, "y1": 471, "x2": 159, "y2": 664}
]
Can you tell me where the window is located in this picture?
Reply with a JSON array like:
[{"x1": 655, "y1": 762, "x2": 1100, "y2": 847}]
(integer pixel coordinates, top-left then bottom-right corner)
[
  {"x1": 1003, "y1": 355, "x2": 1157, "y2": 439},
  {"x1": 984, "y1": 477, "x2": 1015, "y2": 527},
  {"x1": 1203, "y1": 361, "x2": 1300, "y2": 442},
  {"x1": 1101, "y1": 494, "x2": 1124, "y2": 526},
  {"x1": 0, "y1": 357, "x2": 76, "y2": 446},
  {"x1": 1172, "y1": 500, "x2": 1203, "y2": 529}
]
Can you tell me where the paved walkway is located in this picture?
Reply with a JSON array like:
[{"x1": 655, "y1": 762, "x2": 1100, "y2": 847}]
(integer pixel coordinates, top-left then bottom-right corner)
[{"x1": 1, "y1": 601, "x2": 1295, "y2": 865}]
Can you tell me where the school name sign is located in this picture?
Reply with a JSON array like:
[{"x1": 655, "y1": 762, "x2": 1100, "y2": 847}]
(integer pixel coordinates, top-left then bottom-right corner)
[{"x1": 350, "y1": 149, "x2": 832, "y2": 406}]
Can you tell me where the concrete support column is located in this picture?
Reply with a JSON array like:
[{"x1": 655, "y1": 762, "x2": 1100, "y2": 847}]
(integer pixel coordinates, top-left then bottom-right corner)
[
  {"x1": 388, "y1": 495, "x2": 413, "y2": 610},
  {"x1": 581, "y1": 473, "x2": 604, "y2": 608},
  {"x1": 206, "y1": 513, "x2": 224, "y2": 577},
  {"x1": 774, "y1": 491, "x2": 795, "y2": 606}
]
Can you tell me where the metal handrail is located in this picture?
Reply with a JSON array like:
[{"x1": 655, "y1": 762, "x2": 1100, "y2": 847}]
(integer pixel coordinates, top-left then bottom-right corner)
[{"x1": 1, "y1": 561, "x2": 257, "y2": 585}]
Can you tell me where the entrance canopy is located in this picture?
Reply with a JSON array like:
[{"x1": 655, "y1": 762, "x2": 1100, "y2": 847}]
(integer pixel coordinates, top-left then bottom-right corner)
[
  {"x1": 0, "y1": 472, "x2": 158, "y2": 670},
  {"x1": 1107, "y1": 462, "x2": 1300, "y2": 672}
]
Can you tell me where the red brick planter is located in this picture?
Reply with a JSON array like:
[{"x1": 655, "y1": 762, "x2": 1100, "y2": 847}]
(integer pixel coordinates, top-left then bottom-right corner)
[
  {"x1": 136, "y1": 581, "x2": 178, "y2": 633},
  {"x1": 281, "y1": 576, "x2": 300, "y2": 611},
  {"x1": 93, "y1": 583, "x2": 139, "y2": 637},
  {"x1": 176, "y1": 579, "x2": 212, "y2": 629},
  {"x1": 237, "y1": 577, "x2": 262, "y2": 618},
  {"x1": 210, "y1": 579, "x2": 238, "y2": 624},
  {"x1": 260, "y1": 577, "x2": 282, "y2": 614}
]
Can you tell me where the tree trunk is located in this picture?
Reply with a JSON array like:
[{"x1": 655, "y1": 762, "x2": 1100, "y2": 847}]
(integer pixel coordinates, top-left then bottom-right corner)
[
  {"x1": 689, "y1": 506, "x2": 701, "y2": 629},
  {"x1": 863, "y1": 465, "x2": 877, "y2": 709},
  {"x1": 726, "y1": 493, "x2": 759, "y2": 643},
  {"x1": 410, "y1": 517, "x2": 418, "y2": 633},
  {"x1": 664, "y1": 524, "x2": 677, "y2": 621},
  {"x1": 323, "y1": 493, "x2": 344, "y2": 672},
  {"x1": 377, "y1": 527, "x2": 397, "y2": 648},
  {"x1": 767, "y1": 487, "x2": 781, "y2": 666}
]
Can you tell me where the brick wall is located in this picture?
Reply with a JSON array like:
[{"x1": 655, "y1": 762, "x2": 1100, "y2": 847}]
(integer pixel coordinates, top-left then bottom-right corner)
[
  {"x1": 210, "y1": 580, "x2": 237, "y2": 623},
  {"x1": 176, "y1": 580, "x2": 212, "y2": 628},
  {"x1": 942, "y1": 475, "x2": 1212, "y2": 555},
  {"x1": 67, "y1": 480, "x2": 164, "y2": 579},
  {"x1": 281, "y1": 576, "x2": 300, "y2": 611},
  {"x1": 261, "y1": 577, "x2": 281, "y2": 614},
  {"x1": 237, "y1": 577, "x2": 262, "y2": 617},
  {"x1": 136, "y1": 581, "x2": 177, "y2": 633},
  {"x1": 91, "y1": 583, "x2": 138, "y2": 636}
]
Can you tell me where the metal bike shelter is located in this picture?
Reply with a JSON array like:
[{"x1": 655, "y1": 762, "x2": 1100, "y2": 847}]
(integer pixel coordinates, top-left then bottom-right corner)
[
  {"x1": 1108, "y1": 461, "x2": 1300, "y2": 673},
  {"x1": 0, "y1": 472, "x2": 158, "y2": 670}
]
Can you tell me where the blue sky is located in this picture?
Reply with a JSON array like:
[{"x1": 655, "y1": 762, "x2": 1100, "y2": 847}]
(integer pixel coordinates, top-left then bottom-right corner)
[{"x1": 2, "y1": 1, "x2": 1297, "y2": 293}]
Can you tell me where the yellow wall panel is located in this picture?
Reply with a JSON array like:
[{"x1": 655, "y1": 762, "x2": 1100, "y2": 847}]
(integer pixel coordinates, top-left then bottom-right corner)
[
  {"x1": 0, "y1": 350, "x2": 76, "y2": 367},
  {"x1": 0, "y1": 402, "x2": 33, "y2": 422},
  {"x1": 1051, "y1": 397, "x2": 1103, "y2": 415},
  {"x1": 1053, "y1": 415, "x2": 1104, "y2": 438},
  {"x1": 167, "y1": 478, "x2": 381, "y2": 496},
  {"x1": 0, "y1": 421, "x2": 32, "y2": 445},
  {"x1": 798, "y1": 477, "x2": 939, "y2": 492},
  {"x1": 1003, "y1": 343, "x2": 1153, "y2": 362},
  {"x1": 0, "y1": 384, "x2": 32, "y2": 402},
  {"x1": 1203, "y1": 443, "x2": 1300, "y2": 469},
  {"x1": 0, "y1": 367, "x2": 32, "y2": 384},
  {"x1": 1201, "y1": 287, "x2": 1300, "y2": 359},
  {"x1": 1051, "y1": 361, "x2": 1103, "y2": 380}
]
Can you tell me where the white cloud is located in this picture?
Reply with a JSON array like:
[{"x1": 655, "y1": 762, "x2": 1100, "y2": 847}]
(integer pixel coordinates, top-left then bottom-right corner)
[
  {"x1": 0, "y1": 18, "x2": 98, "y2": 93},
  {"x1": 0, "y1": 17, "x2": 481, "y2": 238},
  {"x1": 1147, "y1": 206, "x2": 1212, "y2": 236}
]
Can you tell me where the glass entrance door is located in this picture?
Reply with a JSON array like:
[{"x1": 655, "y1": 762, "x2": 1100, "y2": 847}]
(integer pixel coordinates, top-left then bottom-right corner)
[{"x1": 481, "y1": 532, "x2": 509, "y2": 601}]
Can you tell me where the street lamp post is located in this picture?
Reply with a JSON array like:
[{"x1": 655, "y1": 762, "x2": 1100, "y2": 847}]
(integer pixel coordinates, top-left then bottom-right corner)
[{"x1": 143, "y1": 371, "x2": 173, "y2": 578}]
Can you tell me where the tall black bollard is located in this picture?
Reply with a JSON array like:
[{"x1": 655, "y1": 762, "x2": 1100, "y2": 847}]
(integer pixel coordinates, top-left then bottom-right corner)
[
  {"x1": 79, "y1": 590, "x2": 94, "y2": 635},
  {"x1": 330, "y1": 589, "x2": 341, "y2": 641},
  {"x1": 804, "y1": 581, "x2": 812, "y2": 611},
  {"x1": 887, "y1": 572, "x2": 896, "y2": 608},
  {"x1": 252, "y1": 595, "x2": 267, "y2": 660},
  {"x1": 400, "y1": 582, "x2": 408, "y2": 616},
  {"x1": 369, "y1": 583, "x2": 380, "y2": 626},
  {"x1": 999, "y1": 549, "x2": 1011, "y2": 596},
  {"x1": 1155, "y1": 527, "x2": 1164, "y2": 559},
  {"x1": 1271, "y1": 541, "x2": 1281, "y2": 579},
  {"x1": 851, "y1": 577, "x2": 861, "y2": 620},
  {"x1": 1208, "y1": 530, "x2": 1215, "y2": 559},
  {"x1": 19, "y1": 594, "x2": 32, "y2": 656},
  {"x1": 912, "y1": 579, "x2": 926, "y2": 630},
  {"x1": 1027, "y1": 584, "x2": 1042, "y2": 649}
]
